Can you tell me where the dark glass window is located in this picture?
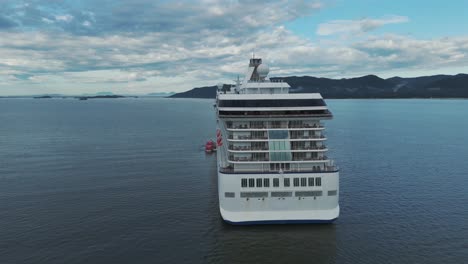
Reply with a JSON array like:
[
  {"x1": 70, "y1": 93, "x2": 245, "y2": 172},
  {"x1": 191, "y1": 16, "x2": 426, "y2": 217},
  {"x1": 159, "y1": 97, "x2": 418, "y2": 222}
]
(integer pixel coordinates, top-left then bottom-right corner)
[
  {"x1": 218, "y1": 99, "x2": 326, "y2": 108},
  {"x1": 293, "y1": 178, "x2": 299, "y2": 187},
  {"x1": 241, "y1": 178, "x2": 247, "y2": 188},
  {"x1": 273, "y1": 178, "x2": 279, "y2": 187},
  {"x1": 284, "y1": 178, "x2": 290, "y2": 187},
  {"x1": 256, "y1": 178, "x2": 263, "y2": 187},
  {"x1": 268, "y1": 130, "x2": 289, "y2": 139},
  {"x1": 308, "y1": 177, "x2": 315, "y2": 186},
  {"x1": 249, "y1": 178, "x2": 255, "y2": 187},
  {"x1": 315, "y1": 177, "x2": 322, "y2": 186},
  {"x1": 264, "y1": 178, "x2": 270, "y2": 187},
  {"x1": 301, "y1": 177, "x2": 307, "y2": 187}
]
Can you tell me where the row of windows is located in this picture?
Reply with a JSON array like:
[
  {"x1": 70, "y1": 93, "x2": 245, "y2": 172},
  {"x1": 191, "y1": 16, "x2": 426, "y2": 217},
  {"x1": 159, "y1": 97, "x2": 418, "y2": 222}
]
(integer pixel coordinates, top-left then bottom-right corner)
[
  {"x1": 218, "y1": 99, "x2": 326, "y2": 108},
  {"x1": 225, "y1": 190, "x2": 338, "y2": 198},
  {"x1": 241, "y1": 177, "x2": 321, "y2": 188}
]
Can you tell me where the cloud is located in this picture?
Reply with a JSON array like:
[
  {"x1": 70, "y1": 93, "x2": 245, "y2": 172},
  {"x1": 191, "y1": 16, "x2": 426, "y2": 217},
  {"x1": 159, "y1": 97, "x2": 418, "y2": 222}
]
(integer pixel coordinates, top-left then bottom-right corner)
[
  {"x1": 317, "y1": 15, "x2": 409, "y2": 36},
  {"x1": 353, "y1": 34, "x2": 468, "y2": 71},
  {"x1": 0, "y1": 0, "x2": 322, "y2": 36},
  {"x1": 2, "y1": 26, "x2": 468, "y2": 95},
  {"x1": 0, "y1": 1, "x2": 468, "y2": 96},
  {"x1": 55, "y1": 14, "x2": 73, "y2": 23}
]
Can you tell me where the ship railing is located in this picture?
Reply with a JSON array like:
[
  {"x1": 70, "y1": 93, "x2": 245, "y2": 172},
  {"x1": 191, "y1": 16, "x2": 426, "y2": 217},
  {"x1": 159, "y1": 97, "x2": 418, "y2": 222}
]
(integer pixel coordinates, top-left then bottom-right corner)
[
  {"x1": 228, "y1": 135, "x2": 268, "y2": 140},
  {"x1": 228, "y1": 146, "x2": 269, "y2": 151},
  {"x1": 226, "y1": 156, "x2": 329, "y2": 162},
  {"x1": 289, "y1": 124, "x2": 324, "y2": 129},
  {"x1": 229, "y1": 125, "x2": 324, "y2": 130},
  {"x1": 291, "y1": 156, "x2": 328, "y2": 161},
  {"x1": 218, "y1": 110, "x2": 333, "y2": 118},
  {"x1": 290, "y1": 135, "x2": 325, "y2": 139},
  {"x1": 228, "y1": 157, "x2": 269, "y2": 162},
  {"x1": 219, "y1": 166, "x2": 339, "y2": 174},
  {"x1": 290, "y1": 146, "x2": 327, "y2": 150}
]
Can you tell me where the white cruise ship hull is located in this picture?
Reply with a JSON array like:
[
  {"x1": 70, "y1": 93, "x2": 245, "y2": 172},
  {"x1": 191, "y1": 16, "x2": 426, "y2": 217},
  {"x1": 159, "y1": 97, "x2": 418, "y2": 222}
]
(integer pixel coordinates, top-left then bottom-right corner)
[
  {"x1": 214, "y1": 57, "x2": 340, "y2": 225},
  {"x1": 218, "y1": 171, "x2": 339, "y2": 225}
]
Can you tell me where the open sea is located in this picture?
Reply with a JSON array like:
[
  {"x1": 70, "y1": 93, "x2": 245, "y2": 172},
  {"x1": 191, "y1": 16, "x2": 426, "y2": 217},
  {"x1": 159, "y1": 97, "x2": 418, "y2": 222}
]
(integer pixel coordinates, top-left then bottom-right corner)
[{"x1": 0, "y1": 98, "x2": 467, "y2": 264}]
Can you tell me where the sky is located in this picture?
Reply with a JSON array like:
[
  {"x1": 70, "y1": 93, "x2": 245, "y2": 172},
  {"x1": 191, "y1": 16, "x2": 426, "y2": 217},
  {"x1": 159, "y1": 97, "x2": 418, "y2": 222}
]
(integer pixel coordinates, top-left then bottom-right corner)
[{"x1": 1, "y1": 0, "x2": 468, "y2": 95}]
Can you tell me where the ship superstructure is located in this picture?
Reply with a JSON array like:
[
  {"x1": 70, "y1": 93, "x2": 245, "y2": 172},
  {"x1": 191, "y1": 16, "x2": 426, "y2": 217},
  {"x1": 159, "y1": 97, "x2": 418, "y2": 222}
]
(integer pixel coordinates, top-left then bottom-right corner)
[{"x1": 216, "y1": 57, "x2": 339, "y2": 224}]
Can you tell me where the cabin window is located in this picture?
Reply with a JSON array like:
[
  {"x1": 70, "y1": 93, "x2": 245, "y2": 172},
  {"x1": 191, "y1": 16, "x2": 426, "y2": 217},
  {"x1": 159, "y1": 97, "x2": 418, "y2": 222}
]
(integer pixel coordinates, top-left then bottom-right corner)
[
  {"x1": 256, "y1": 178, "x2": 263, "y2": 188},
  {"x1": 284, "y1": 178, "x2": 290, "y2": 187},
  {"x1": 308, "y1": 177, "x2": 314, "y2": 186},
  {"x1": 315, "y1": 177, "x2": 322, "y2": 186},
  {"x1": 301, "y1": 177, "x2": 307, "y2": 187},
  {"x1": 273, "y1": 178, "x2": 279, "y2": 187},
  {"x1": 264, "y1": 178, "x2": 270, "y2": 187},
  {"x1": 241, "y1": 178, "x2": 247, "y2": 188},
  {"x1": 293, "y1": 178, "x2": 299, "y2": 187},
  {"x1": 249, "y1": 178, "x2": 255, "y2": 187}
]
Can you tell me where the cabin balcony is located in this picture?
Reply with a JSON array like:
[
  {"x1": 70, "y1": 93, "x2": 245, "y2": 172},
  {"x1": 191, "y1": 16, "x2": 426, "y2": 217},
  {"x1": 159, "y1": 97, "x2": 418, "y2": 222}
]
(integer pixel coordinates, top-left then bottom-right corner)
[
  {"x1": 219, "y1": 164, "x2": 339, "y2": 173},
  {"x1": 226, "y1": 159, "x2": 331, "y2": 164},
  {"x1": 227, "y1": 155, "x2": 330, "y2": 163},
  {"x1": 290, "y1": 145, "x2": 328, "y2": 151},
  {"x1": 289, "y1": 134, "x2": 326, "y2": 140},
  {"x1": 226, "y1": 136, "x2": 327, "y2": 142},
  {"x1": 225, "y1": 121, "x2": 325, "y2": 131},
  {"x1": 228, "y1": 145, "x2": 269, "y2": 151},
  {"x1": 227, "y1": 145, "x2": 328, "y2": 153},
  {"x1": 291, "y1": 156, "x2": 329, "y2": 161},
  {"x1": 227, "y1": 135, "x2": 268, "y2": 141}
]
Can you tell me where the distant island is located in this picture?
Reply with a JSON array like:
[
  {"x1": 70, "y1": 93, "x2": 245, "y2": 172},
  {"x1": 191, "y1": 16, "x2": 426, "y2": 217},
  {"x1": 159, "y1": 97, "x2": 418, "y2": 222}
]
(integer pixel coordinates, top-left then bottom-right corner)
[
  {"x1": 170, "y1": 74, "x2": 468, "y2": 99},
  {"x1": 146, "y1": 92, "x2": 176, "y2": 97},
  {"x1": 75, "y1": 95, "x2": 129, "y2": 100}
]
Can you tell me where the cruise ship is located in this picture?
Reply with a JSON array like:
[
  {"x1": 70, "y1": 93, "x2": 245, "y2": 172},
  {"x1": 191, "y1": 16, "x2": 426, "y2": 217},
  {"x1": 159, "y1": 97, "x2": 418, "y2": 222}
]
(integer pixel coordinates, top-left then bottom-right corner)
[{"x1": 215, "y1": 57, "x2": 339, "y2": 225}]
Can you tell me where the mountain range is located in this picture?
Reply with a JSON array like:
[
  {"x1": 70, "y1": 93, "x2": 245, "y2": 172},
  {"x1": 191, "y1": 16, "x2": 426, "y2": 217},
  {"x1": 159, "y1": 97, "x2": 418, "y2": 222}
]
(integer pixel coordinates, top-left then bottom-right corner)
[{"x1": 170, "y1": 74, "x2": 468, "y2": 99}]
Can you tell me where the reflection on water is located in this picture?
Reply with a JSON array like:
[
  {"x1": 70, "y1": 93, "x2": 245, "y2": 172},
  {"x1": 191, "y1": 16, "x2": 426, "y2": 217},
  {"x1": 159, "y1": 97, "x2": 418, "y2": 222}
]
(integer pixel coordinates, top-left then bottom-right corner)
[{"x1": 213, "y1": 224, "x2": 337, "y2": 264}]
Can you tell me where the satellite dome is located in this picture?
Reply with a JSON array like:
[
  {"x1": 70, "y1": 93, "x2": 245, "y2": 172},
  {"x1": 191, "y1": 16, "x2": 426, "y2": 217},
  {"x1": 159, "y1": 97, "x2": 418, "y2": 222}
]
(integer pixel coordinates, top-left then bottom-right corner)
[{"x1": 256, "y1": 63, "x2": 269, "y2": 78}]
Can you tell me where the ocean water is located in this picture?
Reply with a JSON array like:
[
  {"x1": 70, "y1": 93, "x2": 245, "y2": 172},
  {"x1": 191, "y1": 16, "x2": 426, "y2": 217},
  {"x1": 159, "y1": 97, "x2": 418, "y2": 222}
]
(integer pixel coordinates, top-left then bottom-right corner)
[{"x1": 0, "y1": 98, "x2": 467, "y2": 264}]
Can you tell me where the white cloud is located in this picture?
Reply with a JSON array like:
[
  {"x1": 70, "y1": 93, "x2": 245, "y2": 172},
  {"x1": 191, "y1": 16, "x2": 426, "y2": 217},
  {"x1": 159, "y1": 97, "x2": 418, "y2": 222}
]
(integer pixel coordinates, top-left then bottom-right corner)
[
  {"x1": 41, "y1": 17, "x2": 54, "y2": 24},
  {"x1": 2, "y1": 28, "x2": 468, "y2": 95},
  {"x1": 55, "y1": 14, "x2": 73, "y2": 23},
  {"x1": 317, "y1": 15, "x2": 409, "y2": 36},
  {"x1": 1, "y1": 2, "x2": 468, "y2": 96}
]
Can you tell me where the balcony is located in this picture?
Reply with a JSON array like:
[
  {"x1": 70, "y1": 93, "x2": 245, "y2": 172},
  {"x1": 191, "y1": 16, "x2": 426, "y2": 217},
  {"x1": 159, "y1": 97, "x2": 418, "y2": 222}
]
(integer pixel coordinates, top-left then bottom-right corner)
[
  {"x1": 228, "y1": 148, "x2": 327, "y2": 153},
  {"x1": 226, "y1": 156, "x2": 330, "y2": 163},
  {"x1": 228, "y1": 145, "x2": 269, "y2": 151},
  {"x1": 289, "y1": 135, "x2": 326, "y2": 140},
  {"x1": 292, "y1": 155, "x2": 328, "y2": 161},
  {"x1": 289, "y1": 124, "x2": 324, "y2": 129},
  {"x1": 228, "y1": 157, "x2": 269, "y2": 162},
  {"x1": 219, "y1": 165, "x2": 339, "y2": 174},
  {"x1": 290, "y1": 145, "x2": 328, "y2": 151},
  {"x1": 227, "y1": 135, "x2": 268, "y2": 141},
  {"x1": 226, "y1": 123, "x2": 325, "y2": 131}
]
